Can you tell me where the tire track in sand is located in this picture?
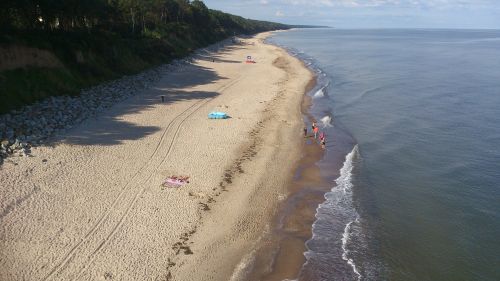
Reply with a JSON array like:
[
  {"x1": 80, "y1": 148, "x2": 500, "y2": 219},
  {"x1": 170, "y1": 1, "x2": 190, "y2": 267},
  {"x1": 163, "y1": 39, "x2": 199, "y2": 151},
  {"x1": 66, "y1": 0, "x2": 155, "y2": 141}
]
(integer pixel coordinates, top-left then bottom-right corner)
[{"x1": 42, "y1": 76, "x2": 243, "y2": 281}]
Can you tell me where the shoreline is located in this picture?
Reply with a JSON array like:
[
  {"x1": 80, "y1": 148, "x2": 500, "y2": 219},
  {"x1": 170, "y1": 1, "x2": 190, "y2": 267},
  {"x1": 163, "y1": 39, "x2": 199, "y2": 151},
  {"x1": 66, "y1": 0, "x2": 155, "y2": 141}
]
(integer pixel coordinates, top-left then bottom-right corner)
[
  {"x1": 172, "y1": 33, "x2": 316, "y2": 281},
  {"x1": 0, "y1": 32, "x2": 314, "y2": 280},
  {"x1": 237, "y1": 46, "x2": 334, "y2": 281},
  {"x1": 242, "y1": 36, "x2": 357, "y2": 281}
]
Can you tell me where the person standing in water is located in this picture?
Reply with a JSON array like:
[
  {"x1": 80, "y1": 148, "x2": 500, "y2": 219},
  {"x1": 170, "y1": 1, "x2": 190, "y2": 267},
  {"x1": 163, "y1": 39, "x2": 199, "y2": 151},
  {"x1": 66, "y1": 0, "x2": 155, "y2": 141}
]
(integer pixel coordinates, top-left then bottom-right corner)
[
  {"x1": 303, "y1": 127, "x2": 308, "y2": 137},
  {"x1": 313, "y1": 126, "x2": 319, "y2": 139},
  {"x1": 319, "y1": 132, "x2": 325, "y2": 148}
]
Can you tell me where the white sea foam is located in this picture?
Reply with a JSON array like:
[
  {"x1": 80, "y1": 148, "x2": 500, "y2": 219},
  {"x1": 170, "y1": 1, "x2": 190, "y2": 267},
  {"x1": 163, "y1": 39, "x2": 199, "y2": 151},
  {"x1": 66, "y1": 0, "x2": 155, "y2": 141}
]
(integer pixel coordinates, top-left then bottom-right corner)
[
  {"x1": 313, "y1": 88, "x2": 325, "y2": 98},
  {"x1": 342, "y1": 219, "x2": 362, "y2": 281},
  {"x1": 229, "y1": 249, "x2": 257, "y2": 281},
  {"x1": 337, "y1": 145, "x2": 362, "y2": 280},
  {"x1": 320, "y1": 115, "x2": 333, "y2": 128},
  {"x1": 336, "y1": 145, "x2": 356, "y2": 192},
  {"x1": 299, "y1": 145, "x2": 362, "y2": 279},
  {"x1": 313, "y1": 82, "x2": 330, "y2": 99}
]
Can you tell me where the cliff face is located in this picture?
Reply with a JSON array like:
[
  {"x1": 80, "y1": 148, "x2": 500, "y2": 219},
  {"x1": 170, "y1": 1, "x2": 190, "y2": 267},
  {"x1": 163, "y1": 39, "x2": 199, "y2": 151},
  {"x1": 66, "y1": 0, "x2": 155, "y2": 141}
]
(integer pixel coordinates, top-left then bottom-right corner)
[{"x1": 0, "y1": 46, "x2": 62, "y2": 71}]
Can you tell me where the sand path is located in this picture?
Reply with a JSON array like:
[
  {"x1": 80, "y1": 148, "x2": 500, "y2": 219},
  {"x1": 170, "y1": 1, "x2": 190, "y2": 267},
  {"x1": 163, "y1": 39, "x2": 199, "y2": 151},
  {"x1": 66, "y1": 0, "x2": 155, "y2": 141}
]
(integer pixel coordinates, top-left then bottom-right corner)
[{"x1": 0, "y1": 33, "x2": 312, "y2": 281}]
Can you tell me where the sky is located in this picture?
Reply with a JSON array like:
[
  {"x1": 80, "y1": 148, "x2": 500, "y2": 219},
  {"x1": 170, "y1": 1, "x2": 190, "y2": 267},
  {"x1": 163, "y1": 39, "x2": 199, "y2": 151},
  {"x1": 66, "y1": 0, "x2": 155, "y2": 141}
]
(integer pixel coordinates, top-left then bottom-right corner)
[{"x1": 202, "y1": 0, "x2": 500, "y2": 29}]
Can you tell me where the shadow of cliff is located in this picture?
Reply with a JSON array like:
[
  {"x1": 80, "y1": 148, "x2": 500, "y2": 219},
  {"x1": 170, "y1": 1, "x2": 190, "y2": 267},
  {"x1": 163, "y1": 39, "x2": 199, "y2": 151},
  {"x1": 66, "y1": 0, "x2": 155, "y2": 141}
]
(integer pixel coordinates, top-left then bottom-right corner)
[
  {"x1": 1, "y1": 41, "x2": 251, "y2": 164},
  {"x1": 193, "y1": 44, "x2": 251, "y2": 64},
  {"x1": 63, "y1": 90, "x2": 218, "y2": 146},
  {"x1": 59, "y1": 62, "x2": 224, "y2": 146}
]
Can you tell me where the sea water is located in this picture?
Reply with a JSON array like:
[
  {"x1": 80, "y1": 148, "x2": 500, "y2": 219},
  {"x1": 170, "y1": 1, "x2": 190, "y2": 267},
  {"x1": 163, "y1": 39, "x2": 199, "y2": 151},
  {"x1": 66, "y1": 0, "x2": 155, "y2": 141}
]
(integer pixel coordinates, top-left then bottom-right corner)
[{"x1": 268, "y1": 29, "x2": 500, "y2": 281}]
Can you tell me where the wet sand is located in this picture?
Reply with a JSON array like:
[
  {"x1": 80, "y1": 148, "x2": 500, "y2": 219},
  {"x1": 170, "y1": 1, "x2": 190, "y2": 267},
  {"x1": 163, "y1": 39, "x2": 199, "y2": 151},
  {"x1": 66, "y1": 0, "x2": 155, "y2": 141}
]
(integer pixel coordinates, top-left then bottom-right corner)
[
  {"x1": 243, "y1": 61, "x2": 353, "y2": 280},
  {"x1": 240, "y1": 78, "x2": 336, "y2": 280}
]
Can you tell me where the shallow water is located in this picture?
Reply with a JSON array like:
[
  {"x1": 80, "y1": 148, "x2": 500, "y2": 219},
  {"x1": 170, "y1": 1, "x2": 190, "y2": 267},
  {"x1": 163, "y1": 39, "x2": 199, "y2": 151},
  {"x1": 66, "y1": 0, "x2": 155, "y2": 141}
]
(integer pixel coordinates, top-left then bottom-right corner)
[{"x1": 269, "y1": 29, "x2": 500, "y2": 281}]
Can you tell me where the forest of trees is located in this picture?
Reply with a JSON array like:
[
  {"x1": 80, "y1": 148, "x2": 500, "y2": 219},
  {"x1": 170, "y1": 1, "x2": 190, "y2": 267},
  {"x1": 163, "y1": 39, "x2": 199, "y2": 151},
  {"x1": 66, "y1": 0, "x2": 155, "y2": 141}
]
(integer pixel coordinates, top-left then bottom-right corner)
[
  {"x1": 0, "y1": 0, "x2": 287, "y2": 37},
  {"x1": 0, "y1": 1, "x2": 289, "y2": 113}
]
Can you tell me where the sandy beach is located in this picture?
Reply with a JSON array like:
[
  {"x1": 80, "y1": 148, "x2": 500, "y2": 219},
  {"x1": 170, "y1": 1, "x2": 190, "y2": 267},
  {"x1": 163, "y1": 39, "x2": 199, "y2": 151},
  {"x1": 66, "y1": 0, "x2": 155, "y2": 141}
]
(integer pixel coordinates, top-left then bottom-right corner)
[{"x1": 0, "y1": 32, "x2": 313, "y2": 281}]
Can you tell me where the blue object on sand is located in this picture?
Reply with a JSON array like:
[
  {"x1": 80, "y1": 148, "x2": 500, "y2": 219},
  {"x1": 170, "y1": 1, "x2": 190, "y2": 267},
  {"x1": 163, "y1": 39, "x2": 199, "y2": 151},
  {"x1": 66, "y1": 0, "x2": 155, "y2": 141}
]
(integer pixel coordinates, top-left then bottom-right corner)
[{"x1": 208, "y1": 111, "x2": 228, "y2": 119}]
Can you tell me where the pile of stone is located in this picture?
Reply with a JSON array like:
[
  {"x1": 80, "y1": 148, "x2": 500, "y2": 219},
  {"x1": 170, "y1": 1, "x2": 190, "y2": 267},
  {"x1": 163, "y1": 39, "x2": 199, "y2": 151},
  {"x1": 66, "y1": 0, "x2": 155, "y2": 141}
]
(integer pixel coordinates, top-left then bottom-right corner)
[{"x1": 0, "y1": 60, "x2": 192, "y2": 164}]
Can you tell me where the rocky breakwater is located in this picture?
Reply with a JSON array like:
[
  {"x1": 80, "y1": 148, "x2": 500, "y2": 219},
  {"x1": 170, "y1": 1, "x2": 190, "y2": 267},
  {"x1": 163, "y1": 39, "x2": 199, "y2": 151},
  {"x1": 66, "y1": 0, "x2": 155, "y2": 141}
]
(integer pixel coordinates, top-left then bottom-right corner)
[{"x1": 0, "y1": 58, "x2": 194, "y2": 165}]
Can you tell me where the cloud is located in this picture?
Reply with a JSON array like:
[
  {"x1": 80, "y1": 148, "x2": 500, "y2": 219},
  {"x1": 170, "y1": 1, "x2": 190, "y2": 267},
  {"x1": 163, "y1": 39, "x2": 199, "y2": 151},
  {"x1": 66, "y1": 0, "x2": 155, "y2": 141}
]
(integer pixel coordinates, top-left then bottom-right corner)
[
  {"x1": 202, "y1": 0, "x2": 500, "y2": 28},
  {"x1": 281, "y1": 0, "x2": 487, "y2": 8},
  {"x1": 284, "y1": 0, "x2": 333, "y2": 6}
]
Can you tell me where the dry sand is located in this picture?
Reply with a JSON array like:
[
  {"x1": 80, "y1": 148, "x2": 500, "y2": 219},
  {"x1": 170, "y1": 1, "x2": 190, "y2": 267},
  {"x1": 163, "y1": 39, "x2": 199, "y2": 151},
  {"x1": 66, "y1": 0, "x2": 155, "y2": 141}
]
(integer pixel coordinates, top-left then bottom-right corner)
[{"x1": 0, "y1": 32, "x2": 313, "y2": 281}]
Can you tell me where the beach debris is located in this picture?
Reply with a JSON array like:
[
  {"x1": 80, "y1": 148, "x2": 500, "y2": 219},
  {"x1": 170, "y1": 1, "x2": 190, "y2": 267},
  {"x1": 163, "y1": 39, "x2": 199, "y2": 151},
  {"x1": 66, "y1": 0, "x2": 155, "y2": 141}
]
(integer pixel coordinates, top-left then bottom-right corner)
[
  {"x1": 199, "y1": 202, "x2": 210, "y2": 211},
  {"x1": 162, "y1": 175, "x2": 190, "y2": 188},
  {"x1": 172, "y1": 241, "x2": 193, "y2": 255},
  {"x1": 208, "y1": 111, "x2": 228, "y2": 119},
  {"x1": 188, "y1": 191, "x2": 206, "y2": 199},
  {"x1": 172, "y1": 230, "x2": 196, "y2": 255},
  {"x1": 103, "y1": 272, "x2": 113, "y2": 280}
]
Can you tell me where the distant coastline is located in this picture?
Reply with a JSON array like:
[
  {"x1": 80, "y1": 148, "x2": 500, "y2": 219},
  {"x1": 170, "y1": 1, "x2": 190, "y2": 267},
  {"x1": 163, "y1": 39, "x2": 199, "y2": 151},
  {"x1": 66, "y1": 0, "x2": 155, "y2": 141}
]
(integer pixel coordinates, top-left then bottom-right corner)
[{"x1": 289, "y1": 25, "x2": 332, "y2": 28}]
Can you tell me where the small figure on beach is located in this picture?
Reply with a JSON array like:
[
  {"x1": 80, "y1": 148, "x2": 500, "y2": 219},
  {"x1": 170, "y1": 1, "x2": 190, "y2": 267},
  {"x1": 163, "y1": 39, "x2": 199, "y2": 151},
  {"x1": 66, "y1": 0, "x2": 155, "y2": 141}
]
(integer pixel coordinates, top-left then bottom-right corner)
[
  {"x1": 245, "y1": 55, "x2": 256, "y2": 63},
  {"x1": 313, "y1": 126, "x2": 319, "y2": 139},
  {"x1": 303, "y1": 127, "x2": 307, "y2": 137},
  {"x1": 319, "y1": 132, "x2": 326, "y2": 149},
  {"x1": 312, "y1": 122, "x2": 316, "y2": 131}
]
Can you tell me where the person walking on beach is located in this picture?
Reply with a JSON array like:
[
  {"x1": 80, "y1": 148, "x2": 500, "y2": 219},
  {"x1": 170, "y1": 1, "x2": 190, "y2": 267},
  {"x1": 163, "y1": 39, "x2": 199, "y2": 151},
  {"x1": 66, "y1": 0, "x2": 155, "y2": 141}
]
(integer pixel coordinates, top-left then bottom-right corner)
[
  {"x1": 313, "y1": 126, "x2": 319, "y2": 139},
  {"x1": 303, "y1": 127, "x2": 307, "y2": 137}
]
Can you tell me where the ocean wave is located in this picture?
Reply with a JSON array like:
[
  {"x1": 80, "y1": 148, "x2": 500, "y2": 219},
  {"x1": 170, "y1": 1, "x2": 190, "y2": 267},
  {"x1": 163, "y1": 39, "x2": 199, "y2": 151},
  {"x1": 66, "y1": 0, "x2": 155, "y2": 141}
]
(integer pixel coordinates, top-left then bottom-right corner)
[
  {"x1": 228, "y1": 249, "x2": 257, "y2": 281},
  {"x1": 300, "y1": 145, "x2": 362, "y2": 280},
  {"x1": 320, "y1": 115, "x2": 333, "y2": 128},
  {"x1": 313, "y1": 88, "x2": 325, "y2": 98},
  {"x1": 312, "y1": 82, "x2": 330, "y2": 99},
  {"x1": 337, "y1": 145, "x2": 362, "y2": 280},
  {"x1": 342, "y1": 218, "x2": 362, "y2": 281}
]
